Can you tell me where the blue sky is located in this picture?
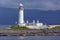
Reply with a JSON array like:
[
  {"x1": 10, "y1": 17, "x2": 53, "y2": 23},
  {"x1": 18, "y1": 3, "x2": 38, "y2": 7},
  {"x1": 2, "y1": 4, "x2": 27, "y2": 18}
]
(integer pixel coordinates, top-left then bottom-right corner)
[{"x1": 0, "y1": 0, "x2": 60, "y2": 10}]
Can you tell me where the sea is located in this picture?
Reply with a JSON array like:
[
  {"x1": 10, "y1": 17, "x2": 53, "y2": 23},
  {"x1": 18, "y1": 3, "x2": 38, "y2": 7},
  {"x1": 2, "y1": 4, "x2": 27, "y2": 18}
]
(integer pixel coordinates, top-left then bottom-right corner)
[
  {"x1": 0, "y1": 7, "x2": 60, "y2": 40},
  {"x1": 0, "y1": 36, "x2": 60, "y2": 40}
]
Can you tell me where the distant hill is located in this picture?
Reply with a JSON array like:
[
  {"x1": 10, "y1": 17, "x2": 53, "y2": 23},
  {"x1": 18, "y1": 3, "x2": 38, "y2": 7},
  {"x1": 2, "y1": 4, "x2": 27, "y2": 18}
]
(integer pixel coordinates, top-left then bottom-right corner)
[{"x1": 0, "y1": 7, "x2": 60, "y2": 25}]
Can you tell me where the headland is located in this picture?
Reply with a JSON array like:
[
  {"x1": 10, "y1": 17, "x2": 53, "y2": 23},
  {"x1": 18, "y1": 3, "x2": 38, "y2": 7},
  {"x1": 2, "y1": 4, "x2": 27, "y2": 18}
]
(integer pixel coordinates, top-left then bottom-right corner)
[{"x1": 0, "y1": 25, "x2": 60, "y2": 36}]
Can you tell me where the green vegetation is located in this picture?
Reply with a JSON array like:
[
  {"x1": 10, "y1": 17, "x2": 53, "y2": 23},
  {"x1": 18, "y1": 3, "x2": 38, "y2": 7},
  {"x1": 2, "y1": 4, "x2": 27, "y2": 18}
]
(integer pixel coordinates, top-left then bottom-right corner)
[
  {"x1": 0, "y1": 25, "x2": 60, "y2": 30},
  {"x1": 40, "y1": 26, "x2": 60, "y2": 30},
  {"x1": 49, "y1": 26, "x2": 60, "y2": 30},
  {"x1": 10, "y1": 25, "x2": 31, "y2": 30},
  {"x1": 10, "y1": 25, "x2": 40, "y2": 30},
  {"x1": 10, "y1": 26, "x2": 60, "y2": 30}
]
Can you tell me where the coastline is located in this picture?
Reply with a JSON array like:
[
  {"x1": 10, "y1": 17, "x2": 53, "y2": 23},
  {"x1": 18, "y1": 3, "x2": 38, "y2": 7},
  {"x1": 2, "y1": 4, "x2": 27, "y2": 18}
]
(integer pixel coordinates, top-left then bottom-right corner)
[{"x1": 0, "y1": 30, "x2": 60, "y2": 36}]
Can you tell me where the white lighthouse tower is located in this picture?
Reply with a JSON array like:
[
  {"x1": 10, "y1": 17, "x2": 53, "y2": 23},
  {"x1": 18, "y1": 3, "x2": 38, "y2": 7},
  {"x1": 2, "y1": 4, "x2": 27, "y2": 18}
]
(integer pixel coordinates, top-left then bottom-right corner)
[{"x1": 18, "y1": 3, "x2": 25, "y2": 26}]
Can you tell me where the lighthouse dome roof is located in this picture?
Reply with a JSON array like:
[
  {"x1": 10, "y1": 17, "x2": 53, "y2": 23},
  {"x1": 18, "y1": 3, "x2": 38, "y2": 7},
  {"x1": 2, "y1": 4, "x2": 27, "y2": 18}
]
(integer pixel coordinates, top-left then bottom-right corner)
[{"x1": 20, "y1": 3, "x2": 23, "y2": 6}]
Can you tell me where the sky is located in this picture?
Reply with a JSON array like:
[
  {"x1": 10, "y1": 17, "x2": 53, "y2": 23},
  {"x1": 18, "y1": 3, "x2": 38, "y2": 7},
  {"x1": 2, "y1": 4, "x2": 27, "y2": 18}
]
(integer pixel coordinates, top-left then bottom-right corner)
[{"x1": 0, "y1": 0, "x2": 60, "y2": 10}]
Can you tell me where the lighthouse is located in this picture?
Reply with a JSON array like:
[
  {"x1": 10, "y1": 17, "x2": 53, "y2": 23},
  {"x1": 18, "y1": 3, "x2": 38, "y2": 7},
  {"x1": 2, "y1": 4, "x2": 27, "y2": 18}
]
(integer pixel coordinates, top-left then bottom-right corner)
[
  {"x1": 18, "y1": 3, "x2": 25, "y2": 26},
  {"x1": 17, "y1": 3, "x2": 45, "y2": 29}
]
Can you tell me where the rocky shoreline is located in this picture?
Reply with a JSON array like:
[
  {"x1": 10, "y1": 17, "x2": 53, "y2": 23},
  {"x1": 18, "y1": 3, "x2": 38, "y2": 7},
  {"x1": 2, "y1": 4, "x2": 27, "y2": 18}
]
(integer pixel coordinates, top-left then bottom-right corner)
[{"x1": 0, "y1": 30, "x2": 60, "y2": 36}]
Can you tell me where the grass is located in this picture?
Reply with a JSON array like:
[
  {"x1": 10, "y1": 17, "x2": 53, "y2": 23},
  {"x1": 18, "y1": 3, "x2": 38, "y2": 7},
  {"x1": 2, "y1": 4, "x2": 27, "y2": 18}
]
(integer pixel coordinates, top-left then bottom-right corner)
[
  {"x1": 10, "y1": 25, "x2": 31, "y2": 30},
  {"x1": 0, "y1": 25, "x2": 60, "y2": 30},
  {"x1": 41, "y1": 26, "x2": 60, "y2": 30},
  {"x1": 49, "y1": 26, "x2": 60, "y2": 30},
  {"x1": 10, "y1": 26, "x2": 60, "y2": 30}
]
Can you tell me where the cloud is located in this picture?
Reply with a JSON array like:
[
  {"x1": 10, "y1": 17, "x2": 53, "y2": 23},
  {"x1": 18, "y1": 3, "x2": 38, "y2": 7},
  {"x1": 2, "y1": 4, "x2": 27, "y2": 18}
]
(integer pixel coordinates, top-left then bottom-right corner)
[
  {"x1": 0, "y1": 0, "x2": 18, "y2": 8},
  {"x1": 0, "y1": 0, "x2": 60, "y2": 10}
]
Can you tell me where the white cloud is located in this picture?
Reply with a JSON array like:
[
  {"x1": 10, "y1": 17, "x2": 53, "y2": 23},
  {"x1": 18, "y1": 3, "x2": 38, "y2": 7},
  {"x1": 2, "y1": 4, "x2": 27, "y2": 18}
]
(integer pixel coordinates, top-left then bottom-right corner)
[{"x1": 0, "y1": 0, "x2": 60, "y2": 10}]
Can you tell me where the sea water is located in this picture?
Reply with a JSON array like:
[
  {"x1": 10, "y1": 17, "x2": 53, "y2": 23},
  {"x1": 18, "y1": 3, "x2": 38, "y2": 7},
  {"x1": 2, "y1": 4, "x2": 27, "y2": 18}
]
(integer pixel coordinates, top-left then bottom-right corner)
[{"x1": 0, "y1": 36, "x2": 60, "y2": 40}]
